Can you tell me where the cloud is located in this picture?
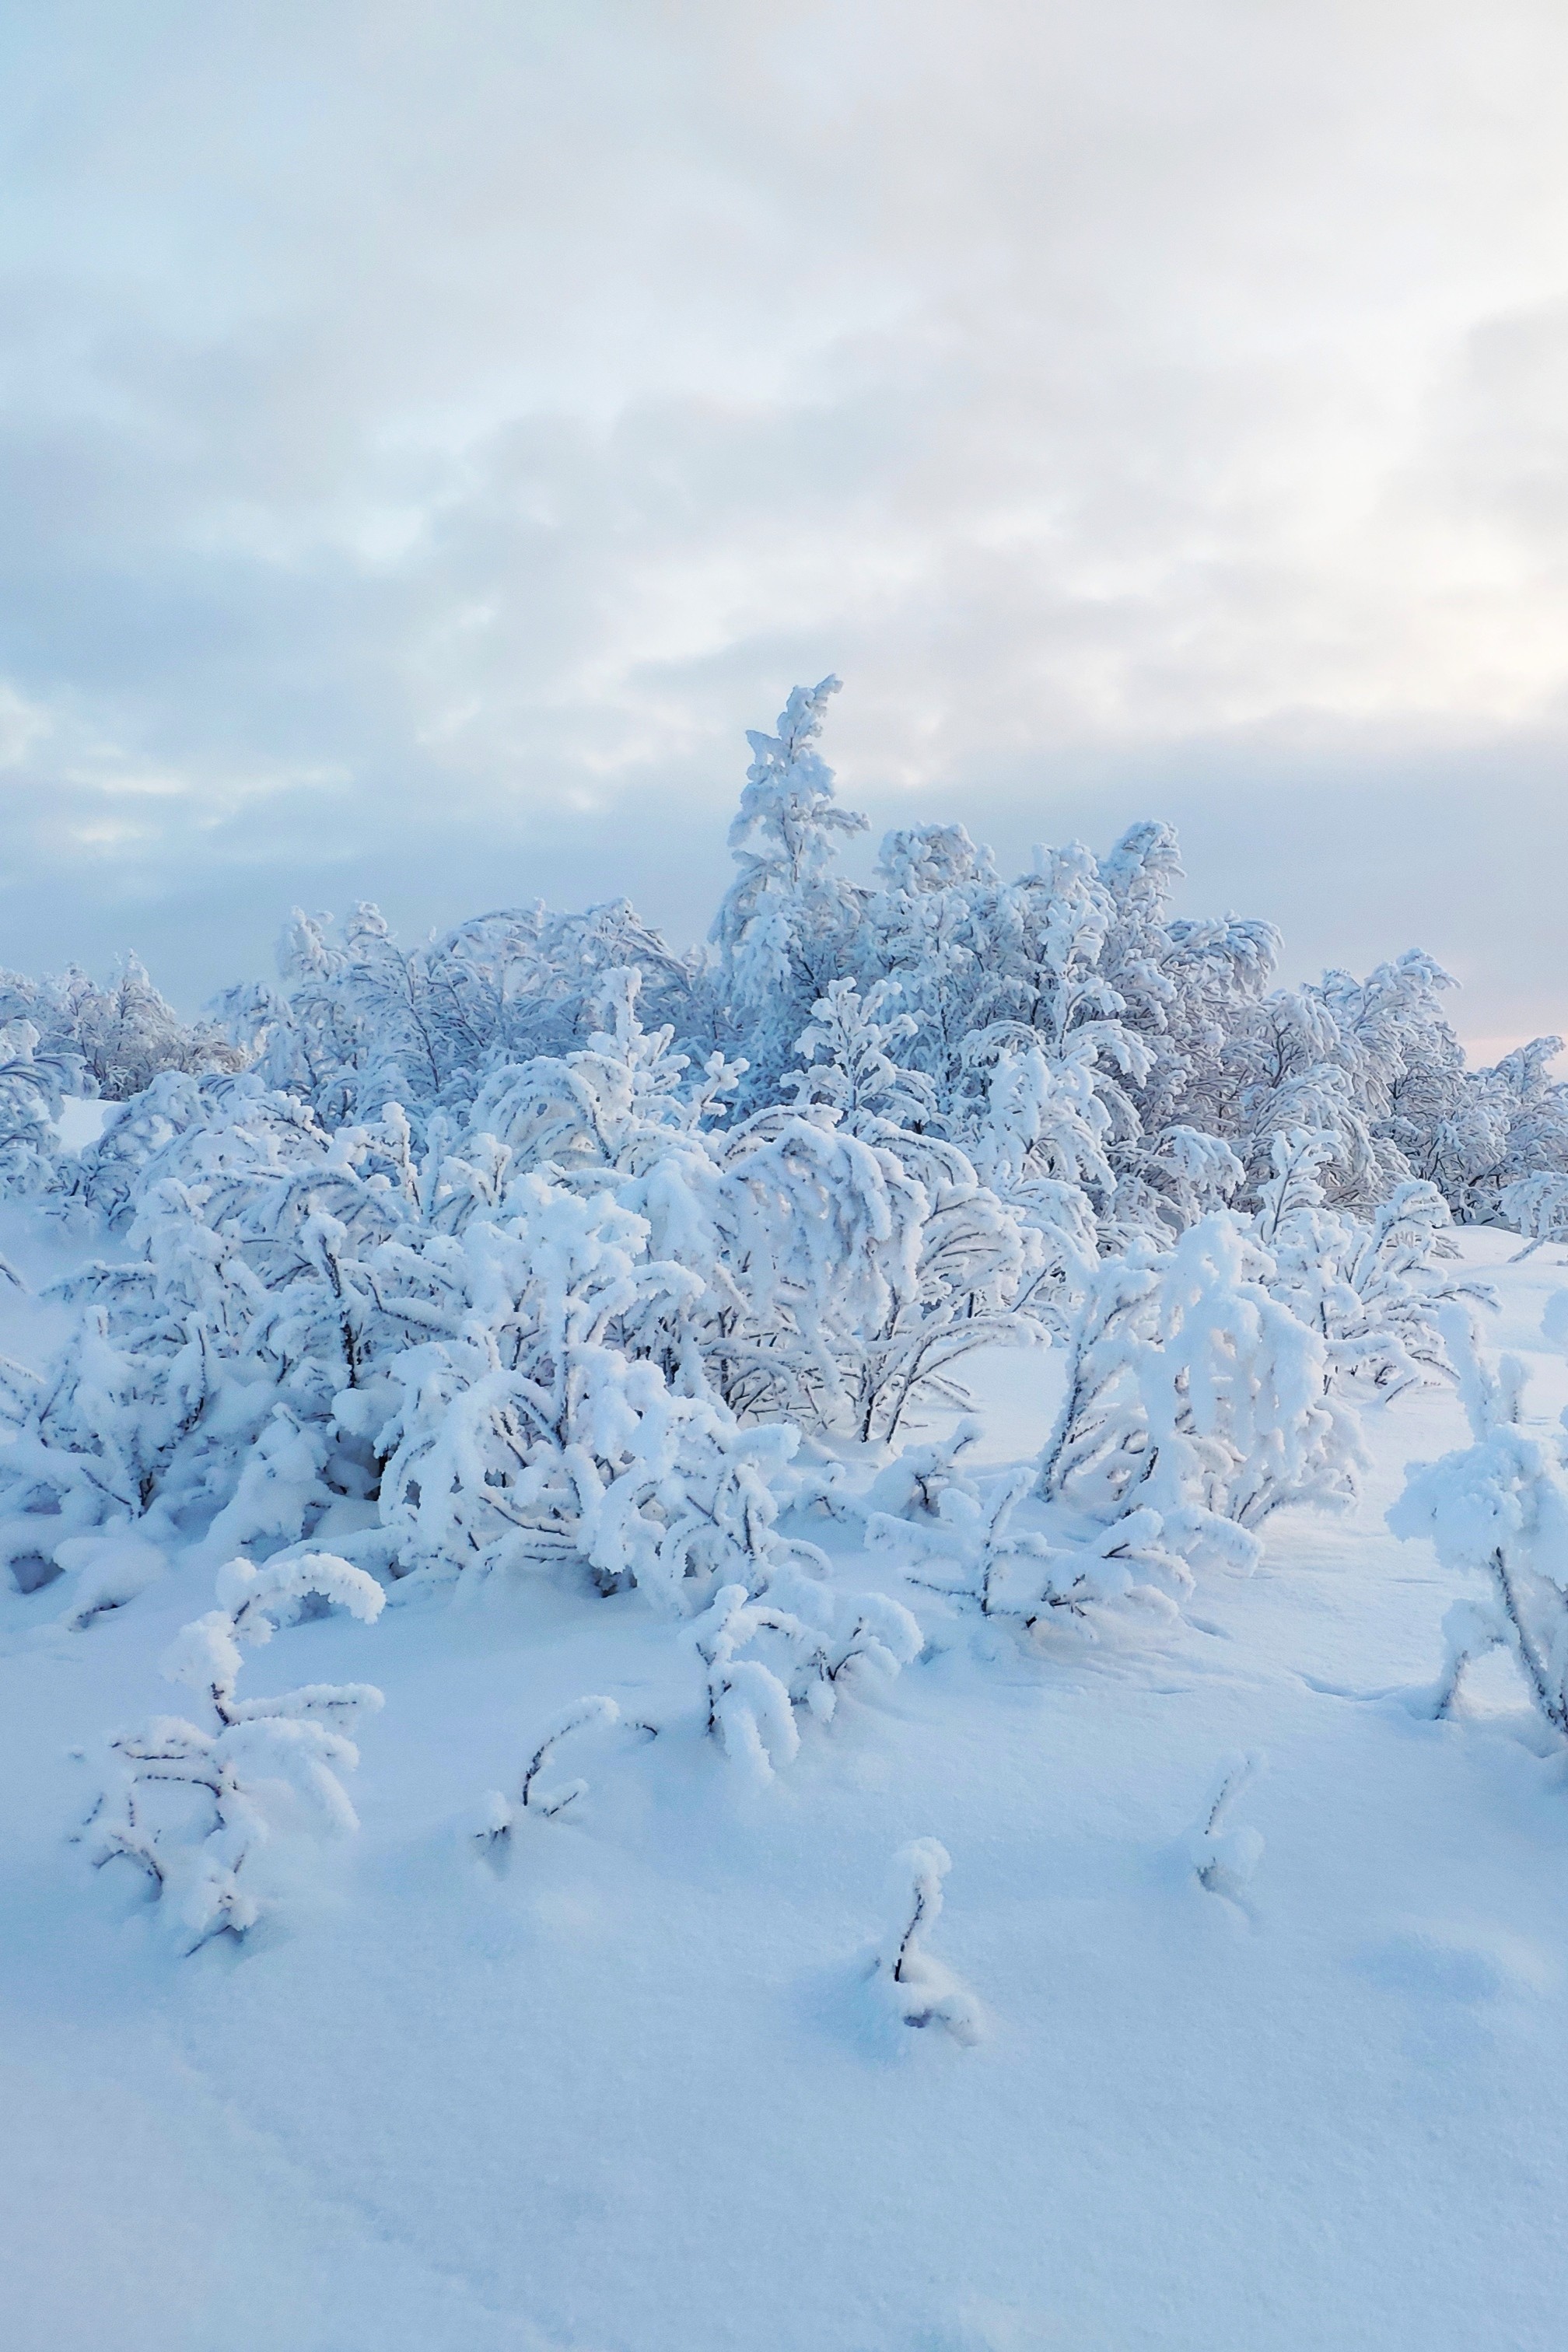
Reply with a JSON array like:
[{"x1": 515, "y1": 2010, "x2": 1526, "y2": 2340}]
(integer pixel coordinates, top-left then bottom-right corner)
[{"x1": 1, "y1": 0, "x2": 1565, "y2": 1052}]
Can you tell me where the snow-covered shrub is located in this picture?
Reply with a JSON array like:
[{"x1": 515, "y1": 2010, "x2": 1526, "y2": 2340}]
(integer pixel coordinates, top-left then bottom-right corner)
[
  {"x1": 690, "y1": 1577, "x2": 922, "y2": 1782},
  {"x1": 1458, "y1": 1038, "x2": 1568, "y2": 1225},
  {"x1": 0, "y1": 954, "x2": 240, "y2": 1103},
  {"x1": 371, "y1": 1177, "x2": 831, "y2": 1603},
  {"x1": 83, "y1": 1551, "x2": 384, "y2": 1948},
  {"x1": 1188, "y1": 1752, "x2": 1265, "y2": 1904},
  {"x1": 868, "y1": 1838, "x2": 982, "y2": 2044},
  {"x1": 786, "y1": 976, "x2": 936, "y2": 1137},
  {"x1": 465, "y1": 964, "x2": 740, "y2": 1181},
  {"x1": 1256, "y1": 1131, "x2": 1493, "y2": 1395},
  {"x1": 457, "y1": 970, "x2": 1036, "y2": 1444},
  {"x1": 478, "y1": 1694, "x2": 622, "y2": 1836},
  {"x1": 219, "y1": 896, "x2": 703, "y2": 1132},
  {"x1": 714, "y1": 1107, "x2": 1038, "y2": 1440},
  {"x1": 0, "y1": 1017, "x2": 79, "y2": 1196},
  {"x1": 971, "y1": 1033, "x2": 1116, "y2": 1203},
  {"x1": 50, "y1": 1069, "x2": 334, "y2": 1232},
  {"x1": 0, "y1": 1121, "x2": 411, "y2": 1584},
  {"x1": 1501, "y1": 1172, "x2": 1568, "y2": 1259},
  {"x1": 1038, "y1": 1213, "x2": 1362, "y2": 1550},
  {"x1": 862, "y1": 1417, "x2": 985, "y2": 1524},
  {"x1": 1389, "y1": 1317, "x2": 1568, "y2": 1735},
  {"x1": 3, "y1": 1062, "x2": 852, "y2": 1612},
  {"x1": 870, "y1": 1472, "x2": 1194, "y2": 1629},
  {"x1": 1112, "y1": 1124, "x2": 1245, "y2": 1243},
  {"x1": 52, "y1": 1531, "x2": 167, "y2": 1631}
]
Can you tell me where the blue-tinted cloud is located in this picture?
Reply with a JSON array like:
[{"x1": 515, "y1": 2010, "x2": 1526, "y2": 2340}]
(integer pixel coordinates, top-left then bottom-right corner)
[{"x1": 2, "y1": 0, "x2": 1566, "y2": 1052}]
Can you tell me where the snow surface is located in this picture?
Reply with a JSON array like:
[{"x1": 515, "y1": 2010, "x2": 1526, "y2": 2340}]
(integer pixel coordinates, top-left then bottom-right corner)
[
  {"x1": 54, "y1": 1097, "x2": 112, "y2": 1156},
  {"x1": 5, "y1": 1230, "x2": 1568, "y2": 2351}
]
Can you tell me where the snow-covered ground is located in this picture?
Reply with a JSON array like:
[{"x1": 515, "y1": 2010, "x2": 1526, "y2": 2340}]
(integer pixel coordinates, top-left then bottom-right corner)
[{"x1": 5, "y1": 1230, "x2": 1568, "y2": 2352}]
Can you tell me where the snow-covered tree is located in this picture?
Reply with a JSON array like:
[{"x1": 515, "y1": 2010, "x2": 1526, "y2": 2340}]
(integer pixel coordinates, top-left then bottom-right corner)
[{"x1": 710, "y1": 677, "x2": 868, "y2": 1102}]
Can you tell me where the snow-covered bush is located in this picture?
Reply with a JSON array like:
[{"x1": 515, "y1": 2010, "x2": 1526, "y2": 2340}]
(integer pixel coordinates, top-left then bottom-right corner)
[
  {"x1": 1037, "y1": 1213, "x2": 1362, "y2": 1553},
  {"x1": 219, "y1": 897, "x2": 703, "y2": 1132},
  {"x1": 49, "y1": 1069, "x2": 334, "y2": 1232},
  {"x1": 2, "y1": 1087, "x2": 836, "y2": 1610},
  {"x1": 453, "y1": 970, "x2": 1036, "y2": 1444},
  {"x1": 868, "y1": 1838, "x2": 982, "y2": 2044},
  {"x1": 1500, "y1": 1171, "x2": 1568, "y2": 1259},
  {"x1": 478, "y1": 1694, "x2": 622, "y2": 1835},
  {"x1": 0, "y1": 1120, "x2": 411, "y2": 1584},
  {"x1": 82, "y1": 1551, "x2": 384, "y2": 1947},
  {"x1": 714, "y1": 1106, "x2": 1038, "y2": 1440},
  {"x1": 1188, "y1": 1752, "x2": 1265, "y2": 1905},
  {"x1": 1389, "y1": 1317, "x2": 1568, "y2": 1735},
  {"x1": 870, "y1": 1470, "x2": 1195, "y2": 1629},
  {"x1": 691, "y1": 1576, "x2": 922, "y2": 1782},
  {"x1": 0, "y1": 954, "x2": 240, "y2": 1103},
  {"x1": 862, "y1": 1417, "x2": 985, "y2": 1524},
  {"x1": 0, "y1": 1017, "x2": 79, "y2": 1196},
  {"x1": 1255, "y1": 1131, "x2": 1492, "y2": 1395},
  {"x1": 371, "y1": 1177, "x2": 832, "y2": 1603}
]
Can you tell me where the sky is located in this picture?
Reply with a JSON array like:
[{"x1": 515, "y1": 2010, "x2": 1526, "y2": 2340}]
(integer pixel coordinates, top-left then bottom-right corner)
[{"x1": 2, "y1": 0, "x2": 1566, "y2": 1058}]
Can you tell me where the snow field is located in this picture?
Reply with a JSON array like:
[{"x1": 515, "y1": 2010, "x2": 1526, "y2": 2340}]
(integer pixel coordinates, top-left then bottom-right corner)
[{"x1": 3, "y1": 1232, "x2": 1568, "y2": 2350}]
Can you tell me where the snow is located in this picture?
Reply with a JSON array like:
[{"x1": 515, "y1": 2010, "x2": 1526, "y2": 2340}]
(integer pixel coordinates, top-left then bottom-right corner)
[
  {"x1": 4, "y1": 1230, "x2": 1568, "y2": 2350},
  {"x1": 55, "y1": 1097, "x2": 111, "y2": 1154}
]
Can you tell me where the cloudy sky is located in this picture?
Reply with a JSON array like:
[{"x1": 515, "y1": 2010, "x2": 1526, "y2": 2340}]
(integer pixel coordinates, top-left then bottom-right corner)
[{"x1": 3, "y1": 0, "x2": 1566, "y2": 1055}]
